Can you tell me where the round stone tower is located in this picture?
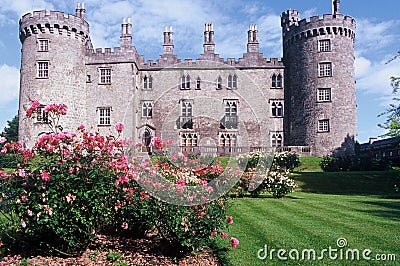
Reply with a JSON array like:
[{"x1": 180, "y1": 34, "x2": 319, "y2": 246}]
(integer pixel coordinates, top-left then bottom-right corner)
[
  {"x1": 18, "y1": 4, "x2": 90, "y2": 146},
  {"x1": 281, "y1": 0, "x2": 356, "y2": 156}
]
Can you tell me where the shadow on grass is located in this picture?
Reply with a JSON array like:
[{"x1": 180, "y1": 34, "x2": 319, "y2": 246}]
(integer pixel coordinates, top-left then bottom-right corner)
[
  {"x1": 356, "y1": 200, "x2": 400, "y2": 221},
  {"x1": 292, "y1": 171, "x2": 400, "y2": 196}
]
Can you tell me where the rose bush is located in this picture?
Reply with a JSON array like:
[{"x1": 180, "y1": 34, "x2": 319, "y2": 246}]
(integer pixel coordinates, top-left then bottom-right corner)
[
  {"x1": 233, "y1": 151, "x2": 298, "y2": 198},
  {"x1": 0, "y1": 101, "x2": 238, "y2": 255}
]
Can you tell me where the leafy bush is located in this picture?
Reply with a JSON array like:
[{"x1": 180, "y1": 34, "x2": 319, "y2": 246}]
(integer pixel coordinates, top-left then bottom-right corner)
[
  {"x1": 273, "y1": 151, "x2": 300, "y2": 171},
  {"x1": 233, "y1": 151, "x2": 297, "y2": 198},
  {"x1": 0, "y1": 101, "x2": 238, "y2": 255},
  {"x1": 320, "y1": 155, "x2": 391, "y2": 172}
]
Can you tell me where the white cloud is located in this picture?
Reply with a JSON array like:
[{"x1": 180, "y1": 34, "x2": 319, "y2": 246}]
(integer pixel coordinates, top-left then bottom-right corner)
[
  {"x1": 355, "y1": 18, "x2": 400, "y2": 57},
  {"x1": 356, "y1": 61, "x2": 400, "y2": 106},
  {"x1": 355, "y1": 56, "x2": 371, "y2": 79},
  {"x1": 256, "y1": 14, "x2": 282, "y2": 57},
  {"x1": 0, "y1": 0, "x2": 55, "y2": 25},
  {"x1": 0, "y1": 64, "x2": 20, "y2": 104}
]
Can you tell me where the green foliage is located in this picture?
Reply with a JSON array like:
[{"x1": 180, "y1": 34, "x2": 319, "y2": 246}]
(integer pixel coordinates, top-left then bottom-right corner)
[
  {"x1": 0, "y1": 102, "x2": 236, "y2": 256},
  {"x1": 320, "y1": 155, "x2": 391, "y2": 172},
  {"x1": 272, "y1": 151, "x2": 300, "y2": 171},
  {"x1": 1, "y1": 115, "x2": 18, "y2": 143},
  {"x1": 233, "y1": 151, "x2": 297, "y2": 198},
  {"x1": 378, "y1": 76, "x2": 400, "y2": 137}
]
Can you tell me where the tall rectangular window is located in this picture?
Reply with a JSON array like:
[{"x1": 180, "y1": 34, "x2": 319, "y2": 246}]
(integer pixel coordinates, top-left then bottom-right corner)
[
  {"x1": 196, "y1": 77, "x2": 201, "y2": 90},
  {"x1": 318, "y1": 39, "x2": 331, "y2": 52},
  {"x1": 271, "y1": 132, "x2": 283, "y2": 147},
  {"x1": 317, "y1": 88, "x2": 332, "y2": 102},
  {"x1": 144, "y1": 75, "x2": 152, "y2": 90},
  {"x1": 142, "y1": 101, "x2": 153, "y2": 118},
  {"x1": 228, "y1": 74, "x2": 238, "y2": 89},
  {"x1": 318, "y1": 119, "x2": 330, "y2": 132},
  {"x1": 38, "y1": 39, "x2": 49, "y2": 52},
  {"x1": 318, "y1": 62, "x2": 332, "y2": 77},
  {"x1": 37, "y1": 61, "x2": 49, "y2": 78},
  {"x1": 271, "y1": 100, "x2": 284, "y2": 117},
  {"x1": 35, "y1": 105, "x2": 49, "y2": 124},
  {"x1": 99, "y1": 68, "x2": 111, "y2": 84},
  {"x1": 99, "y1": 107, "x2": 111, "y2": 126}
]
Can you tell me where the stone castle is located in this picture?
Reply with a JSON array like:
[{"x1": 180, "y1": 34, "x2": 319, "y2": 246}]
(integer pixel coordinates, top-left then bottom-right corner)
[{"x1": 18, "y1": 0, "x2": 356, "y2": 157}]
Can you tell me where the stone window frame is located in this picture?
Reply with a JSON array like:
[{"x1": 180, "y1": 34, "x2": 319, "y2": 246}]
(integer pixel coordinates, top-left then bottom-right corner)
[
  {"x1": 318, "y1": 62, "x2": 332, "y2": 77},
  {"x1": 227, "y1": 74, "x2": 238, "y2": 89},
  {"x1": 141, "y1": 101, "x2": 153, "y2": 118},
  {"x1": 216, "y1": 76, "x2": 223, "y2": 90},
  {"x1": 98, "y1": 106, "x2": 112, "y2": 126},
  {"x1": 317, "y1": 119, "x2": 330, "y2": 132},
  {"x1": 181, "y1": 74, "x2": 190, "y2": 90},
  {"x1": 99, "y1": 67, "x2": 112, "y2": 84},
  {"x1": 36, "y1": 61, "x2": 49, "y2": 79},
  {"x1": 38, "y1": 39, "x2": 49, "y2": 52},
  {"x1": 219, "y1": 132, "x2": 237, "y2": 147},
  {"x1": 181, "y1": 99, "x2": 193, "y2": 117},
  {"x1": 196, "y1": 77, "x2": 201, "y2": 90},
  {"x1": 270, "y1": 131, "x2": 283, "y2": 147},
  {"x1": 143, "y1": 75, "x2": 153, "y2": 90},
  {"x1": 318, "y1": 39, "x2": 332, "y2": 52},
  {"x1": 271, "y1": 73, "x2": 283, "y2": 88},
  {"x1": 34, "y1": 104, "x2": 49, "y2": 124},
  {"x1": 180, "y1": 132, "x2": 199, "y2": 147},
  {"x1": 270, "y1": 100, "x2": 284, "y2": 117},
  {"x1": 317, "y1": 88, "x2": 332, "y2": 102}
]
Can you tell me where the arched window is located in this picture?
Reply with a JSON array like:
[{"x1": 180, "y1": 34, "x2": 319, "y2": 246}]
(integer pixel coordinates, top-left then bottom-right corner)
[
  {"x1": 144, "y1": 75, "x2": 153, "y2": 90},
  {"x1": 142, "y1": 101, "x2": 153, "y2": 118},
  {"x1": 181, "y1": 75, "x2": 190, "y2": 89},
  {"x1": 228, "y1": 74, "x2": 238, "y2": 89},
  {"x1": 196, "y1": 77, "x2": 201, "y2": 89},
  {"x1": 217, "y1": 76, "x2": 222, "y2": 90},
  {"x1": 271, "y1": 74, "x2": 277, "y2": 88},
  {"x1": 276, "y1": 74, "x2": 282, "y2": 88}
]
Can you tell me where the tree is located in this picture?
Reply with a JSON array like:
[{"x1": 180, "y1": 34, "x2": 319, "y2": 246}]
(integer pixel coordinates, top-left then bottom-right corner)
[
  {"x1": 378, "y1": 52, "x2": 400, "y2": 137},
  {"x1": 2, "y1": 115, "x2": 19, "y2": 142}
]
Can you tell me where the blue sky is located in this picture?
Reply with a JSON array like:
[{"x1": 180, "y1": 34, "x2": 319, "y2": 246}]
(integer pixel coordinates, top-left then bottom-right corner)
[{"x1": 0, "y1": 0, "x2": 399, "y2": 143}]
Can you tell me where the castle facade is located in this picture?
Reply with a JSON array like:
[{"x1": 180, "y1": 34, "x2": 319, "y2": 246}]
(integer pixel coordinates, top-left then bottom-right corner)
[{"x1": 18, "y1": 0, "x2": 356, "y2": 157}]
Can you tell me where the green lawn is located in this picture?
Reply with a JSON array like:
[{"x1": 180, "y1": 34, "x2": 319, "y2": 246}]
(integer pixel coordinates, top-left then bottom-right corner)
[
  {"x1": 217, "y1": 169, "x2": 400, "y2": 265},
  {"x1": 294, "y1": 157, "x2": 323, "y2": 172},
  {"x1": 218, "y1": 193, "x2": 400, "y2": 265}
]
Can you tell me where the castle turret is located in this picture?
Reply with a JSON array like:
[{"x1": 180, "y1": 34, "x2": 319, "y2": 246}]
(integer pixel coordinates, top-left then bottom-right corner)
[
  {"x1": 19, "y1": 9, "x2": 90, "y2": 146},
  {"x1": 333, "y1": 0, "x2": 341, "y2": 14},
  {"x1": 76, "y1": 2, "x2": 85, "y2": 19},
  {"x1": 120, "y1": 18, "x2": 132, "y2": 48},
  {"x1": 203, "y1": 23, "x2": 215, "y2": 54},
  {"x1": 247, "y1": 25, "x2": 259, "y2": 53},
  {"x1": 163, "y1": 25, "x2": 174, "y2": 55},
  {"x1": 281, "y1": 0, "x2": 356, "y2": 156}
]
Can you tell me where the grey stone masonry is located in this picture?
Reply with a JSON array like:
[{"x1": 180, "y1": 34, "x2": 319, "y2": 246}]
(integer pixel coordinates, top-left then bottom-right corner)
[{"x1": 18, "y1": 0, "x2": 356, "y2": 157}]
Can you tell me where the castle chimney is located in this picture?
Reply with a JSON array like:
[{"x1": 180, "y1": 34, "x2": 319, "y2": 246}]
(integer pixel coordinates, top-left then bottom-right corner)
[
  {"x1": 120, "y1": 17, "x2": 132, "y2": 48},
  {"x1": 203, "y1": 23, "x2": 215, "y2": 54},
  {"x1": 247, "y1": 24, "x2": 259, "y2": 53},
  {"x1": 76, "y1": 1, "x2": 86, "y2": 19},
  {"x1": 332, "y1": 0, "x2": 341, "y2": 15},
  {"x1": 163, "y1": 25, "x2": 174, "y2": 55}
]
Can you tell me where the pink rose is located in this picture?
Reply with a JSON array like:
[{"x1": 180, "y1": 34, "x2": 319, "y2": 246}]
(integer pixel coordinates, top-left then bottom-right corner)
[
  {"x1": 115, "y1": 123, "x2": 124, "y2": 132},
  {"x1": 220, "y1": 232, "x2": 228, "y2": 239},
  {"x1": 41, "y1": 171, "x2": 50, "y2": 182},
  {"x1": 227, "y1": 216, "x2": 233, "y2": 224},
  {"x1": 121, "y1": 222, "x2": 128, "y2": 230},
  {"x1": 230, "y1": 237, "x2": 239, "y2": 248}
]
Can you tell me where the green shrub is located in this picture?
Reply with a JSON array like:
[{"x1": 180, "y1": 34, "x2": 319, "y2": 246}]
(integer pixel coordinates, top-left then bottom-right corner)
[
  {"x1": 0, "y1": 101, "x2": 239, "y2": 255},
  {"x1": 320, "y1": 155, "x2": 391, "y2": 172}
]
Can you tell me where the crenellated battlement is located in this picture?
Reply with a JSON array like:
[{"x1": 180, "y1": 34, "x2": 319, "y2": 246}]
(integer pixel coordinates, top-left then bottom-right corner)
[
  {"x1": 282, "y1": 11, "x2": 356, "y2": 47},
  {"x1": 19, "y1": 10, "x2": 89, "y2": 43}
]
